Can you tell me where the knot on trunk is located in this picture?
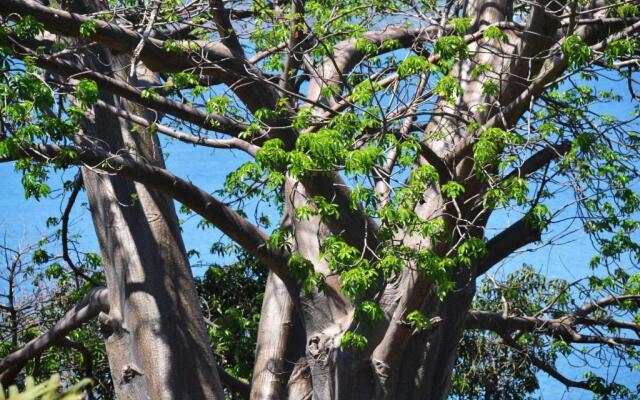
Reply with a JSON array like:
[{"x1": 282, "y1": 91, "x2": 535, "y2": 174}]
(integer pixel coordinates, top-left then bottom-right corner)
[
  {"x1": 372, "y1": 358, "x2": 391, "y2": 381},
  {"x1": 372, "y1": 358, "x2": 394, "y2": 399},
  {"x1": 121, "y1": 363, "x2": 143, "y2": 385},
  {"x1": 98, "y1": 311, "x2": 128, "y2": 338},
  {"x1": 307, "y1": 334, "x2": 333, "y2": 366}
]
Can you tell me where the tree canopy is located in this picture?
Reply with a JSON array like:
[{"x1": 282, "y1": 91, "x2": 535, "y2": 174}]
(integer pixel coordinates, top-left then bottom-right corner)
[{"x1": 0, "y1": 0, "x2": 640, "y2": 398}]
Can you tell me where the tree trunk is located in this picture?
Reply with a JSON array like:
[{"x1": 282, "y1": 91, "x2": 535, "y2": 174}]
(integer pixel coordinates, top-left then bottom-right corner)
[
  {"x1": 81, "y1": 69, "x2": 224, "y2": 400},
  {"x1": 250, "y1": 272, "x2": 304, "y2": 400},
  {"x1": 72, "y1": 2, "x2": 224, "y2": 394}
]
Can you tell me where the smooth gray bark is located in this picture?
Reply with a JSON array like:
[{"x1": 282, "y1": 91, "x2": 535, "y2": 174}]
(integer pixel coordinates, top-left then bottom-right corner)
[{"x1": 70, "y1": 2, "x2": 224, "y2": 394}]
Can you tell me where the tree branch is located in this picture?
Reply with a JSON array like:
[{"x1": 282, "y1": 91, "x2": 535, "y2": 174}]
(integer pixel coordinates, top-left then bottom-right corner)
[
  {"x1": 2, "y1": 142, "x2": 296, "y2": 290},
  {"x1": 502, "y1": 140, "x2": 572, "y2": 181},
  {"x1": 0, "y1": 287, "x2": 109, "y2": 386},
  {"x1": 209, "y1": 0, "x2": 245, "y2": 56},
  {"x1": 574, "y1": 294, "x2": 640, "y2": 317},
  {"x1": 61, "y1": 173, "x2": 99, "y2": 286},
  {"x1": 59, "y1": 338, "x2": 95, "y2": 400},
  {"x1": 0, "y1": 0, "x2": 282, "y2": 112},
  {"x1": 9, "y1": 44, "x2": 248, "y2": 138},
  {"x1": 93, "y1": 100, "x2": 259, "y2": 156},
  {"x1": 306, "y1": 26, "x2": 439, "y2": 104},
  {"x1": 466, "y1": 309, "x2": 640, "y2": 346},
  {"x1": 499, "y1": 333, "x2": 593, "y2": 391},
  {"x1": 217, "y1": 365, "x2": 250, "y2": 399},
  {"x1": 476, "y1": 217, "x2": 541, "y2": 277}
]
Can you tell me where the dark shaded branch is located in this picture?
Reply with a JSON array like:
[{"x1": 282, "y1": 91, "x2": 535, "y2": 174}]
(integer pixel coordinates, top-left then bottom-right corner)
[
  {"x1": 59, "y1": 338, "x2": 95, "y2": 400},
  {"x1": 216, "y1": 365, "x2": 250, "y2": 399},
  {"x1": 59, "y1": 338, "x2": 93, "y2": 381},
  {"x1": 499, "y1": 333, "x2": 592, "y2": 391},
  {"x1": 229, "y1": 8, "x2": 255, "y2": 20},
  {"x1": 419, "y1": 142, "x2": 452, "y2": 184},
  {"x1": 61, "y1": 174, "x2": 99, "y2": 286},
  {"x1": 476, "y1": 217, "x2": 541, "y2": 277},
  {"x1": 209, "y1": 0, "x2": 244, "y2": 55},
  {"x1": 0, "y1": 362, "x2": 26, "y2": 388},
  {"x1": 503, "y1": 140, "x2": 572, "y2": 181}
]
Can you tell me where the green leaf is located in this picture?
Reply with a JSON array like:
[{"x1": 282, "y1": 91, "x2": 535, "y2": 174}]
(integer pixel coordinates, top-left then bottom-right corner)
[
  {"x1": 206, "y1": 96, "x2": 229, "y2": 114},
  {"x1": 456, "y1": 237, "x2": 487, "y2": 266},
  {"x1": 562, "y1": 35, "x2": 593, "y2": 68},
  {"x1": 407, "y1": 310, "x2": 432, "y2": 331},
  {"x1": 357, "y1": 300, "x2": 384, "y2": 322},
  {"x1": 441, "y1": 181, "x2": 465, "y2": 198},
  {"x1": 340, "y1": 331, "x2": 367, "y2": 351},
  {"x1": 450, "y1": 17, "x2": 472, "y2": 33},
  {"x1": 15, "y1": 15, "x2": 44, "y2": 40},
  {"x1": 617, "y1": 3, "x2": 639, "y2": 17},
  {"x1": 397, "y1": 55, "x2": 430, "y2": 78},
  {"x1": 434, "y1": 35, "x2": 468, "y2": 61},
  {"x1": 76, "y1": 80, "x2": 99, "y2": 108},
  {"x1": 483, "y1": 26, "x2": 508, "y2": 42},
  {"x1": 79, "y1": 20, "x2": 98, "y2": 38},
  {"x1": 524, "y1": 204, "x2": 552, "y2": 232},
  {"x1": 434, "y1": 76, "x2": 462, "y2": 103}
]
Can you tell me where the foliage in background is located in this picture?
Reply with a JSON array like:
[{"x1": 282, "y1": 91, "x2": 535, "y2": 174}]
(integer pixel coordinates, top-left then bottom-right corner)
[{"x1": 195, "y1": 248, "x2": 267, "y2": 382}]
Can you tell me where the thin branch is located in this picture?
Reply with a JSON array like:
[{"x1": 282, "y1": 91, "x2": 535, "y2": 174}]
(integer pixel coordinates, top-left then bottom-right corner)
[
  {"x1": 61, "y1": 174, "x2": 99, "y2": 286},
  {"x1": 502, "y1": 140, "x2": 572, "y2": 181},
  {"x1": 466, "y1": 310, "x2": 640, "y2": 346},
  {"x1": 93, "y1": 100, "x2": 259, "y2": 156},
  {"x1": 20, "y1": 49, "x2": 248, "y2": 137},
  {"x1": 499, "y1": 333, "x2": 592, "y2": 391},
  {"x1": 59, "y1": 338, "x2": 95, "y2": 400},
  {"x1": 130, "y1": 0, "x2": 162, "y2": 78},
  {"x1": 574, "y1": 295, "x2": 640, "y2": 318}
]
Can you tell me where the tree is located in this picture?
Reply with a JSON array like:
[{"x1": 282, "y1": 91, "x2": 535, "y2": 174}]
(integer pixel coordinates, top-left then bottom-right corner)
[{"x1": 0, "y1": 0, "x2": 639, "y2": 398}]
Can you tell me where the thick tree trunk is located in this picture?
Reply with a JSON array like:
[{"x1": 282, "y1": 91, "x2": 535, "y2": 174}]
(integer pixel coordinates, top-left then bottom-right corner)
[
  {"x1": 278, "y1": 1, "x2": 516, "y2": 397},
  {"x1": 250, "y1": 272, "x2": 304, "y2": 400},
  {"x1": 81, "y1": 73, "x2": 224, "y2": 400},
  {"x1": 71, "y1": 2, "x2": 224, "y2": 393}
]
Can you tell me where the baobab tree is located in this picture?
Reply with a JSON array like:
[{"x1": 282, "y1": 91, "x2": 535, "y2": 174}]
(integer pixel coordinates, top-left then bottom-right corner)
[{"x1": 0, "y1": 0, "x2": 639, "y2": 399}]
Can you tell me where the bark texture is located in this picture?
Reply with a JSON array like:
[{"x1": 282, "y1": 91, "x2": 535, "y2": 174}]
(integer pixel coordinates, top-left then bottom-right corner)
[
  {"x1": 72, "y1": 3, "x2": 224, "y2": 397},
  {"x1": 81, "y1": 74, "x2": 224, "y2": 400}
]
